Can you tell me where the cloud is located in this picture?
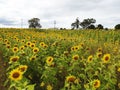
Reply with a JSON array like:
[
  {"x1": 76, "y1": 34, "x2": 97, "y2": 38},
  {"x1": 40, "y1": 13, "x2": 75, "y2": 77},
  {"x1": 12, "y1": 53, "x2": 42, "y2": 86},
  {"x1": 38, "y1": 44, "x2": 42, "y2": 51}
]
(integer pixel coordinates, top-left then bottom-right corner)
[{"x1": 0, "y1": 0, "x2": 120, "y2": 28}]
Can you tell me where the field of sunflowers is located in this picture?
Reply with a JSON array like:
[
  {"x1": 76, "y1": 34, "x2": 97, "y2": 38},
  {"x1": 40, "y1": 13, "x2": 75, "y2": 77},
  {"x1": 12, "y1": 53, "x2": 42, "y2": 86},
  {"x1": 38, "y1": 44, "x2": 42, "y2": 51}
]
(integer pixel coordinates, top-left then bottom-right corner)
[{"x1": 0, "y1": 28, "x2": 120, "y2": 90}]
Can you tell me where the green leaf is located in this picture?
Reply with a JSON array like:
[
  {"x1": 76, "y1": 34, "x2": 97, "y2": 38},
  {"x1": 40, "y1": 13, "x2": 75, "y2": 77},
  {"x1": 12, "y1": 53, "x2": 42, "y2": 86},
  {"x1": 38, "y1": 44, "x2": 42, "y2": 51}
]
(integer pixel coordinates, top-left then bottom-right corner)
[{"x1": 26, "y1": 84, "x2": 35, "y2": 90}]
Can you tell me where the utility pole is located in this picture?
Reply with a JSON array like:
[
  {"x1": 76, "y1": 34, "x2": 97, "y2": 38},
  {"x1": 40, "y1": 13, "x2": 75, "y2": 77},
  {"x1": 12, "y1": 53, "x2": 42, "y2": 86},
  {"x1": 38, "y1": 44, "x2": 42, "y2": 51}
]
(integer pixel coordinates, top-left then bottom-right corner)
[
  {"x1": 54, "y1": 20, "x2": 56, "y2": 29},
  {"x1": 21, "y1": 19, "x2": 23, "y2": 28}
]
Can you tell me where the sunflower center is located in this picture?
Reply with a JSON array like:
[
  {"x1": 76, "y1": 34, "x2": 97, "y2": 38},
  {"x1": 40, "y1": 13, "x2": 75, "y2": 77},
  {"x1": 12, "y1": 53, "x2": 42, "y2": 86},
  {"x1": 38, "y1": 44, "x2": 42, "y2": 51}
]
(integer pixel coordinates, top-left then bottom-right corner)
[
  {"x1": 12, "y1": 72, "x2": 20, "y2": 78},
  {"x1": 12, "y1": 58, "x2": 18, "y2": 62},
  {"x1": 105, "y1": 56, "x2": 109, "y2": 61}
]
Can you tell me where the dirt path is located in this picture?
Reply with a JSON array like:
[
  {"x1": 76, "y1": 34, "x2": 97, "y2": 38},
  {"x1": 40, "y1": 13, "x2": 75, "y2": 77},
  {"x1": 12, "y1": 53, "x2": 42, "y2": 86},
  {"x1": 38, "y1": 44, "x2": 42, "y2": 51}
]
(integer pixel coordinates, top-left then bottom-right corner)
[{"x1": 0, "y1": 51, "x2": 8, "y2": 90}]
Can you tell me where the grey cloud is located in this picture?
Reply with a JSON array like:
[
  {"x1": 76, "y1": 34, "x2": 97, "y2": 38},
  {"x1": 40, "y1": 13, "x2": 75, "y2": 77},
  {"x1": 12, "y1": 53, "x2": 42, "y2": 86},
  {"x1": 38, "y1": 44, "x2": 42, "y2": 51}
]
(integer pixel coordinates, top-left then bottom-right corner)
[{"x1": 0, "y1": 18, "x2": 15, "y2": 25}]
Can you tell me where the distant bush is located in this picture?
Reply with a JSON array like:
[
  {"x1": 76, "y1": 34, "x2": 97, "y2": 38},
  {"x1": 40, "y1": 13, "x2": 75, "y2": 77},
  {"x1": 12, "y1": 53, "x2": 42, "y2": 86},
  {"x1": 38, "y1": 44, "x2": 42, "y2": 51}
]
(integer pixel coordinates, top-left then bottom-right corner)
[{"x1": 115, "y1": 24, "x2": 120, "y2": 30}]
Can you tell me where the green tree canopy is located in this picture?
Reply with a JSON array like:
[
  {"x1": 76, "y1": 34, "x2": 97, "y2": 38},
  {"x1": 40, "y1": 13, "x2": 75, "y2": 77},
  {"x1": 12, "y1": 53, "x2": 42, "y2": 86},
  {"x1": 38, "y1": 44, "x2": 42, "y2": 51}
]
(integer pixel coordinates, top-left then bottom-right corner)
[{"x1": 28, "y1": 18, "x2": 42, "y2": 28}]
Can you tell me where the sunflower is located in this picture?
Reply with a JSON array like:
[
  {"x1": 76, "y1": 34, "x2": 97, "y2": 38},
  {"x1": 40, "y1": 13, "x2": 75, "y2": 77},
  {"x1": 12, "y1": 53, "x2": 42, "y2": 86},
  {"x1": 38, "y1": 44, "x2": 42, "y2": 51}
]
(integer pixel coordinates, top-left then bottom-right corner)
[
  {"x1": 117, "y1": 68, "x2": 120, "y2": 72},
  {"x1": 87, "y1": 55, "x2": 93, "y2": 62},
  {"x1": 46, "y1": 56, "x2": 54, "y2": 66},
  {"x1": 40, "y1": 82, "x2": 45, "y2": 87},
  {"x1": 97, "y1": 48, "x2": 102, "y2": 52},
  {"x1": 33, "y1": 47, "x2": 39, "y2": 53},
  {"x1": 40, "y1": 42, "x2": 45, "y2": 47},
  {"x1": 9, "y1": 69, "x2": 23, "y2": 81},
  {"x1": 30, "y1": 56, "x2": 36, "y2": 61},
  {"x1": 12, "y1": 47, "x2": 19, "y2": 53},
  {"x1": 74, "y1": 46, "x2": 79, "y2": 51},
  {"x1": 20, "y1": 46, "x2": 25, "y2": 50},
  {"x1": 30, "y1": 43, "x2": 35, "y2": 48},
  {"x1": 47, "y1": 84, "x2": 53, "y2": 90},
  {"x1": 72, "y1": 54, "x2": 79, "y2": 60},
  {"x1": 66, "y1": 75, "x2": 76, "y2": 83},
  {"x1": 10, "y1": 56, "x2": 19, "y2": 62},
  {"x1": 93, "y1": 79, "x2": 100, "y2": 88},
  {"x1": 96, "y1": 52, "x2": 102, "y2": 58},
  {"x1": 17, "y1": 65, "x2": 28, "y2": 73},
  {"x1": 102, "y1": 54, "x2": 110, "y2": 63},
  {"x1": 26, "y1": 41, "x2": 31, "y2": 46}
]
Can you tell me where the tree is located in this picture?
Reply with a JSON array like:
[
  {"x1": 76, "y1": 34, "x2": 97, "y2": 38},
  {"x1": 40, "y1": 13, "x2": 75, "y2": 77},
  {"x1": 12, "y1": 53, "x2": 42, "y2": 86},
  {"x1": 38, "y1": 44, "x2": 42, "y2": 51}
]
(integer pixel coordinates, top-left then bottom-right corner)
[
  {"x1": 115, "y1": 24, "x2": 120, "y2": 30},
  {"x1": 28, "y1": 18, "x2": 42, "y2": 28},
  {"x1": 71, "y1": 17, "x2": 80, "y2": 30},
  {"x1": 97, "y1": 24, "x2": 104, "y2": 29},
  {"x1": 87, "y1": 24, "x2": 95, "y2": 29},
  {"x1": 80, "y1": 18, "x2": 96, "y2": 29}
]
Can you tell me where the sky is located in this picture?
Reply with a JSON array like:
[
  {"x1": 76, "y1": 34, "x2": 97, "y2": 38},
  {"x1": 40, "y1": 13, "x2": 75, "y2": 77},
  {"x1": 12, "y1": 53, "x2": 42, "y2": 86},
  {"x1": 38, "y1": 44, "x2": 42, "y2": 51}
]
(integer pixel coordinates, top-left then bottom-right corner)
[{"x1": 0, "y1": 0, "x2": 120, "y2": 29}]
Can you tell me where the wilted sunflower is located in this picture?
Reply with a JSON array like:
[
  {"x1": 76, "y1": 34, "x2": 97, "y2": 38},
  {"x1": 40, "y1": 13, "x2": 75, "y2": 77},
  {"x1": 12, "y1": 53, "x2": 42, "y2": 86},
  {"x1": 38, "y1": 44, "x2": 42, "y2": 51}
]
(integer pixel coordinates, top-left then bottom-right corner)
[
  {"x1": 102, "y1": 54, "x2": 110, "y2": 63},
  {"x1": 33, "y1": 47, "x2": 39, "y2": 53},
  {"x1": 93, "y1": 79, "x2": 100, "y2": 89},
  {"x1": 17, "y1": 65, "x2": 28, "y2": 73},
  {"x1": 9, "y1": 69, "x2": 23, "y2": 81},
  {"x1": 66, "y1": 75, "x2": 76, "y2": 83},
  {"x1": 72, "y1": 54, "x2": 79, "y2": 60},
  {"x1": 10, "y1": 56, "x2": 19, "y2": 62},
  {"x1": 12, "y1": 47, "x2": 19, "y2": 53},
  {"x1": 87, "y1": 55, "x2": 93, "y2": 62},
  {"x1": 46, "y1": 56, "x2": 53, "y2": 66}
]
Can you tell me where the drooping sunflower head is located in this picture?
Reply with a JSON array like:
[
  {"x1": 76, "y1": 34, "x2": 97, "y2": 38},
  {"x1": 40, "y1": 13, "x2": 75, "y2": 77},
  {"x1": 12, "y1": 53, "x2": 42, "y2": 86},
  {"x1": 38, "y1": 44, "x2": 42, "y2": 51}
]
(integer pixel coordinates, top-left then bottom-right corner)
[
  {"x1": 72, "y1": 54, "x2": 79, "y2": 60},
  {"x1": 102, "y1": 54, "x2": 110, "y2": 63},
  {"x1": 66, "y1": 75, "x2": 76, "y2": 83},
  {"x1": 46, "y1": 56, "x2": 54, "y2": 66},
  {"x1": 87, "y1": 55, "x2": 93, "y2": 63},
  {"x1": 93, "y1": 79, "x2": 100, "y2": 89},
  {"x1": 9, "y1": 69, "x2": 23, "y2": 81},
  {"x1": 10, "y1": 56, "x2": 19, "y2": 62},
  {"x1": 33, "y1": 47, "x2": 39, "y2": 53}
]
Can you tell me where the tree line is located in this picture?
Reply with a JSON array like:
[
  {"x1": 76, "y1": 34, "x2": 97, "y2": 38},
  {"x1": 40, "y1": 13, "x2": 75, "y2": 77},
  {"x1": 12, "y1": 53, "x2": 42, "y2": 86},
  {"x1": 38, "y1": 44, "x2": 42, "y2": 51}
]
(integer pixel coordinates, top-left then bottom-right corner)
[{"x1": 28, "y1": 17, "x2": 120, "y2": 30}]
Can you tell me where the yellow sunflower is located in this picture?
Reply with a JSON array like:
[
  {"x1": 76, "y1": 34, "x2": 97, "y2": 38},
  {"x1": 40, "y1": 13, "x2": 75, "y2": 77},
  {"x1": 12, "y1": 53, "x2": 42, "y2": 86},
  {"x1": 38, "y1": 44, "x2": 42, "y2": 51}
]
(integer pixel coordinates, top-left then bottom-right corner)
[
  {"x1": 10, "y1": 56, "x2": 19, "y2": 62},
  {"x1": 87, "y1": 55, "x2": 93, "y2": 63},
  {"x1": 9, "y1": 69, "x2": 23, "y2": 81},
  {"x1": 40, "y1": 82, "x2": 45, "y2": 87},
  {"x1": 17, "y1": 65, "x2": 28, "y2": 73},
  {"x1": 30, "y1": 55, "x2": 36, "y2": 61},
  {"x1": 26, "y1": 41, "x2": 31, "y2": 46},
  {"x1": 46, "y1": 56, "x2": 54, "y2": 66},
  {"x1": 72, "y1": 54, "x2": 79, "y2": 60},
  {"x1": 102, "y1": 54, "x2": 110, "y2": 63},
  {"x1": 66, "y1": 75, "x2": 76, "y2": 83},
  {"x1": 12, "y1": 47, "x2": 19, "y2": 53},
  {"x1": 47, "y1": 84, "x2": 53, "y2": 90},
  {"x1": 96, "y1": 52, "x2": 102, "y2": 58},
  {"x1": 117, "y1": 68, "x2": 120, "y2": 72},
  {"x1": 33, "y1": 47, "x2": 39, "y2": 53},
  {"x1": 40, "y1": 42, "x2": 45, "y2": 47},
  {"x1": 30, "y1": 43, "x2": 35, "y2": 48},
  {"x1": 93, "y1": 79, "x2": 100, "y2": 88}
]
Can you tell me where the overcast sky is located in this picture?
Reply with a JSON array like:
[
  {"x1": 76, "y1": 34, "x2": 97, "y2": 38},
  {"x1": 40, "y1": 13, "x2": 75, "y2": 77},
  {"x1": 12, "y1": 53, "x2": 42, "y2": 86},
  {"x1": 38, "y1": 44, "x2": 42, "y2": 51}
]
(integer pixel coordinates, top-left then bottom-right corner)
[{"x1": 0, "y1": 0, "x2": 120, "y2": 28}]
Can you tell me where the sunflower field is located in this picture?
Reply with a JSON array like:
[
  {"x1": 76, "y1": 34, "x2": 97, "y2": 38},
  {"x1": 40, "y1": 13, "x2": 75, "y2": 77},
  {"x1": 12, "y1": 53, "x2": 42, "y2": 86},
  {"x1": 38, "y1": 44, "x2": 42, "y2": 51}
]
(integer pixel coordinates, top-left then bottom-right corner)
[{"x1": 0, "y1": 28, "x2": 120, "y2": 90}]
